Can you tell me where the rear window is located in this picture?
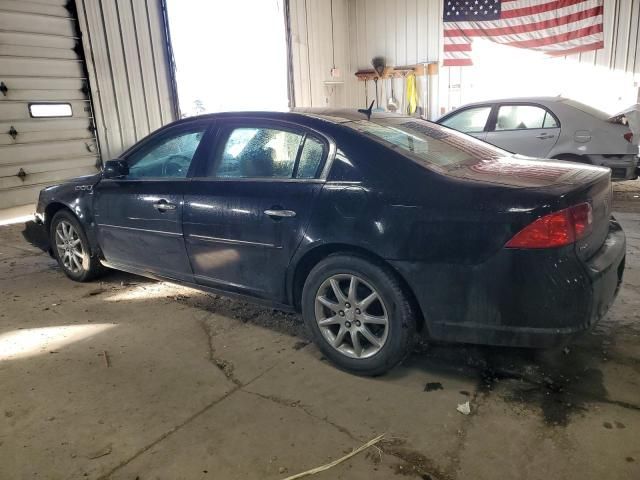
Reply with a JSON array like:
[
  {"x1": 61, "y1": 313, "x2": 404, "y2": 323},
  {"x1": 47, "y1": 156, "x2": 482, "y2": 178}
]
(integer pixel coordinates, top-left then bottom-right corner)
[{"x1": 345, "y1": 118, "x2": 505, "y2": 168}]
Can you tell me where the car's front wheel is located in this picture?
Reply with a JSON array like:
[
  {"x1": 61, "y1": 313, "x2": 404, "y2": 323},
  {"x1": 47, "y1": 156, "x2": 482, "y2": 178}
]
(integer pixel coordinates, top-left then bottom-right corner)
[
  {"x1": 302, "y1": 254, "x2": 416, "y2": 376},
  {"x1": 50, "y1": 210, "x2": 104, "y2": 282}
]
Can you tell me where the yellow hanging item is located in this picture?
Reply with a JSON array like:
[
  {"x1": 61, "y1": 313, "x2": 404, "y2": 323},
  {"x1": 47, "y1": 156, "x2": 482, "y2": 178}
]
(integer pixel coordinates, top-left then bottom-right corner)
[{"x1": 405, "y1": 73, "x2": 417, "y2": 115}]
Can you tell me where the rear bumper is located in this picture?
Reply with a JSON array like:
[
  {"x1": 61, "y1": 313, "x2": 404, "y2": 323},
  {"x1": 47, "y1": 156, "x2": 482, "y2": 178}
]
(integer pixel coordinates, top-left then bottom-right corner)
[
  {"x1": 592, "y1": 154, "x2": 639, "y2": 180},
  {"x1": 584, "y1": 219, "x2": 625, "y2": 321},
  {"x1": 391, "y1": 219, "x2": 626, "y2": 348}
]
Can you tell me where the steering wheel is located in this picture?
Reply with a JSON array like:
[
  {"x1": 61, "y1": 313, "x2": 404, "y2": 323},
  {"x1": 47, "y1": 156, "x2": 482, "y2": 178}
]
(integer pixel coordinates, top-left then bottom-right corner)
[{"x1": 162, "y1": 154, "x2": 191, "y2": 177}]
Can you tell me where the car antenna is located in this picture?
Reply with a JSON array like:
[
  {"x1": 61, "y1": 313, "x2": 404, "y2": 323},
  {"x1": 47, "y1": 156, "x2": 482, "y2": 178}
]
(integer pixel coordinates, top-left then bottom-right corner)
[{"x1": 358, "y1": 100, "x2": 375, "y2": 121}]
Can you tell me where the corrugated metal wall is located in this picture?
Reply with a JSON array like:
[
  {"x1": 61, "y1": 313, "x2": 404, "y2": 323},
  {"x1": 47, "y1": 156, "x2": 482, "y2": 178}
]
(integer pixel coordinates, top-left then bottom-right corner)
[
  {"x1": 290, "y1": 0, "x2": 640, "y2": 110},
  {"x1": 568, "y1": 0, "x2": 640, "y2": 77},
  {"x1": 0, "y1": 0, "x2": 99, "y2": 209},
  {"x1": 347, "y1": 0, "x2": 442, "y2": 113},
  {"x1": 75, "y1": 0, "x2": 179, "y2": 161},
  {"x1": 289, "y1": 0, "x2": 350, "y2": 108},
  {"x1": 289, "y1": 0, "x2": 443, "y2": 112}
]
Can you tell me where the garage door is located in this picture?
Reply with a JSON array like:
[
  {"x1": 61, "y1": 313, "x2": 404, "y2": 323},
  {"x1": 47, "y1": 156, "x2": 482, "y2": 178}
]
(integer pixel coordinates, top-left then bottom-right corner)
[{"x1": 0, "y1": 0, "x2": 99, "y2": 210}]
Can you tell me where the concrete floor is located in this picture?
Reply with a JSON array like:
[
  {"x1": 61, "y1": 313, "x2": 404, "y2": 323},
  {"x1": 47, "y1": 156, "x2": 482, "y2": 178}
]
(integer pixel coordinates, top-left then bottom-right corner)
[{"x1": 0, "y1": 208, "x2": 639, "y2": 479}]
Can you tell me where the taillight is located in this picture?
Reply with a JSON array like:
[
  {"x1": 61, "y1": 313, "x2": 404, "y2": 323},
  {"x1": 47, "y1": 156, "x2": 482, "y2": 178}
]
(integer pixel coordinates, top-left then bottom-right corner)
[
  {"x1": 506, "y1": 202, "x2": 593, "y2": 249},
  {"x1": 624, "y1": 132, "x2": 633, "y2": 143},
  {"x1": 570, "y1": 202, "x2": 593, "y2": 238}
]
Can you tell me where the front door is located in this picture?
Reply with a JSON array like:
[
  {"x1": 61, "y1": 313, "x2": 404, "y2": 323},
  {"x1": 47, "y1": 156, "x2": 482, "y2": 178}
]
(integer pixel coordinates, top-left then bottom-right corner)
[
  {"x1": 484, "y1": 104, "x2": 560, "y2": 157},
  {"x1": 183, "y1": 121, "x2": 329, "y2": 302},
  {"x1": 93, "y1": 120, "x2": 210, "y2": 282}
]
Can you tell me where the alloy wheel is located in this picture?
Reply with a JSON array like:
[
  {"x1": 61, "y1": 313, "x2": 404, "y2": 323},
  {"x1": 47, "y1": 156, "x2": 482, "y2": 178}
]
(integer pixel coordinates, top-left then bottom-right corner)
[
  {"x1": 55, "y1": 220, "x2": 85, "y2": 274},
  {"x1": 314, "y1": 274, "x2": 389, "y2": 359}
]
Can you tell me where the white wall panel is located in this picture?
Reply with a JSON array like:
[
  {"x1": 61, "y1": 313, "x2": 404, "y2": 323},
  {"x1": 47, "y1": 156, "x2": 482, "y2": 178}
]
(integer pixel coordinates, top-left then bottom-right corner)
[
  {"x1": 289, "y1": 0, "x2": 351, "y2": 108},
  {"x1": 289, "y1": 0, "x2": 442, "y2": 112},
  {"x1": 569, "y1": 0, "x2": 640, "y2": 76},
  {"x1": 75, "y1": 0, "x2": 179, "y2": 161}
]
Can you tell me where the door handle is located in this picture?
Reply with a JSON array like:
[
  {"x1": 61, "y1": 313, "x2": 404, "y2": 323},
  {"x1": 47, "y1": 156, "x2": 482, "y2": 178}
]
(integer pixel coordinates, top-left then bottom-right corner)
[
  {"x1": 264, "y1": 209, "x2": 296, "y2": 218},
  {"x1": 535, "y1": 133, "x2": 555, "y2": 139},
  {"x1": 153, "y1": 200, "x2": 177, "y2": 212}
]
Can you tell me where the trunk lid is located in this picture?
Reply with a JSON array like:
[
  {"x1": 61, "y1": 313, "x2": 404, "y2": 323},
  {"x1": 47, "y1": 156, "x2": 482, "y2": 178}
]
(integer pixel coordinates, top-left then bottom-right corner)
[
  {"x1": 448, "y1": 156, "x2": 612, "y2": 260},
  {"x1": 447, "y1": 155, "x2": 609, "y2": 189},
  {"x1": 609, "y1": 103, "x2": 640, "y2": 146}
]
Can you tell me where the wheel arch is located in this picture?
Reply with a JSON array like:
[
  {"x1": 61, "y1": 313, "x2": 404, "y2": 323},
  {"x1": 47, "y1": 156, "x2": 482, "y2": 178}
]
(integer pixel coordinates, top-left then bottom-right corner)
[
  {"x1": 46, "y1": 202, "x2": 100, "y2": 257},
  {"x1": 45, "y1": 201, "x2": 72, "y2": 230},
  {"x1": 289, "y1": 243, "x2": 426, "y2": 333},
  {"x1": 552, "y1": 153, "x2": 592, "y2": 164}
]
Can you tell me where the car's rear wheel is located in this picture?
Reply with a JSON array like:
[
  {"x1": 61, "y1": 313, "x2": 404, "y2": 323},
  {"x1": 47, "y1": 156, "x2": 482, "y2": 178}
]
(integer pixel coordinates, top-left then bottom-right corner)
[
  {"x1": 302, "y1": 254, "x2": 416, "y2": 376},
  {"x1": 50, "y1": 210, "x2": 104, "y2": 282}
]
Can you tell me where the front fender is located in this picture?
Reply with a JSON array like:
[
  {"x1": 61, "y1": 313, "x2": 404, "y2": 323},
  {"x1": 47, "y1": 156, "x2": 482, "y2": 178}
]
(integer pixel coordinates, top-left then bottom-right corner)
[{"x1": 36, "y1": 174, "x2": 101, "y2": 255}]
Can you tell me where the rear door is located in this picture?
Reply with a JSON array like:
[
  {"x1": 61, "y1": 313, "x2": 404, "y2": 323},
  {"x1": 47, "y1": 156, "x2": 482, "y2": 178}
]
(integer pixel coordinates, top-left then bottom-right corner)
[
  {"x1": 438, "y1": 105, "x2": 492, "y2": 140},
  {"x1": 183, "y1": 119, "x2": 330, "y2": 302},
  {"x1": 93, "y1": 120, "x2": 210, "y2": 282},
  {"x1": 484, "y1": 103, "x2": 560, "y2": 157}
]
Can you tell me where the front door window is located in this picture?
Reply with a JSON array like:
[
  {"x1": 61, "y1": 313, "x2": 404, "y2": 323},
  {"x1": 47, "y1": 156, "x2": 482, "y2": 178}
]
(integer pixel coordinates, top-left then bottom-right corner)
[
  {"x1": 440, "y1": 106, "x2": 492, "y2": 133},
  {"x1": 126, "y1": 128, "x2": 206, "y2": 179}
]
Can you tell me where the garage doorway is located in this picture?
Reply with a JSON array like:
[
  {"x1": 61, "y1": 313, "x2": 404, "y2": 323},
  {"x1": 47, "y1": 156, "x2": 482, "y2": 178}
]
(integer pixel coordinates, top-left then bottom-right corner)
[{"x1": 166, "y1": 0, "x2": 290, "y2": 117}]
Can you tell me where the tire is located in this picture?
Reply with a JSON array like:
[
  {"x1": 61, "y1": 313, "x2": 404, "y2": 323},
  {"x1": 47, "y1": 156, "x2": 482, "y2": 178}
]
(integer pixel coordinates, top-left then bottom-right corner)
[
  {"x1": 302, "y1": 253, "x2": 416, "y2": 376},
  {"x1": 50, "y1": 210, "x2": 105, "y2": 282}
]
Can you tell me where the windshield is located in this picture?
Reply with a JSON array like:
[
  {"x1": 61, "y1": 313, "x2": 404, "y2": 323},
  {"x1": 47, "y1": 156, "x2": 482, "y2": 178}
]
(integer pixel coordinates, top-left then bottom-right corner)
[{"x1": 345, "y1": 117, "x2": 506, "y2": 169}]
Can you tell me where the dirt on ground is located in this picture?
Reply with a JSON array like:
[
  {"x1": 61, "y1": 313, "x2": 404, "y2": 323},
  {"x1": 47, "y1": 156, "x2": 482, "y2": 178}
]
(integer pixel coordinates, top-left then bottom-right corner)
[{"x1": 0, "y1": 188, "x2": 639, "y2": 479}]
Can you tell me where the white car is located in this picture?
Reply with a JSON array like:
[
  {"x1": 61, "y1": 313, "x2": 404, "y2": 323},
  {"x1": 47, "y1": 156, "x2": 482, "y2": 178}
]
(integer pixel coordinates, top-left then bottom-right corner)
[{"x1": 437, "y1": 97, "x2": 639, "y2": 180}]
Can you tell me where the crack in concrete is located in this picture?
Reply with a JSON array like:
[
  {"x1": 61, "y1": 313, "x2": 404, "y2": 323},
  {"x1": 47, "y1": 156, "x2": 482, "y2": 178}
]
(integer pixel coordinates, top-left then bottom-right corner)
[
  {"x1": 199, "y1": 318, "x2": 242, "y2": 387},
  {"x1": 97, "y1": 364, "x2": 280, "y2": 479},
  {"x1": 588, "y1": 396, "x2": 640, "y2": 412},
  {"x1": 96, "y1": 384, "x2": 242, "y2": 480},
  {"x1": 97, "y1": 316, "x2": 281, "y2": 479},
  {"x1": 243, "y1": 390, "x2": 359, "y2": 441},
  {"x1": 243, "y1": 389, "x2": 452, "y2": 480}
]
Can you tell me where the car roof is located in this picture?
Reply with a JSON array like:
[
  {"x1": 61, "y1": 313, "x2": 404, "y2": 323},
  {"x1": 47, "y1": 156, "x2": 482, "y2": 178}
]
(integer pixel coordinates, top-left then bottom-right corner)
[
  {"x1": 448, "y1": 96, "x2": 565, "y2": 108},
  {"x1": 438, "y1": 97, "x2": 615, "y2": 123},
  {"x1": 176, "y1": 109, "x2": 413, "y2": 125}
]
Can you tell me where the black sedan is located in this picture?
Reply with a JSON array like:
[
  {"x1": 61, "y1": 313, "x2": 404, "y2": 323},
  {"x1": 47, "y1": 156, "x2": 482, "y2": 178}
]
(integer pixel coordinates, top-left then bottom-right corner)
[{"x1": 33, "y1": 110, "x2": 626, "y2": 375}]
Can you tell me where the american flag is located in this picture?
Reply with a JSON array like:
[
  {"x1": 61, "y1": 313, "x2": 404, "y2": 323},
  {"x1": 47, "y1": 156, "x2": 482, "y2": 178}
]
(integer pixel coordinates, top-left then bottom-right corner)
[{"x1": 443, "y1": 0, "x2": 604, "y2": 66}]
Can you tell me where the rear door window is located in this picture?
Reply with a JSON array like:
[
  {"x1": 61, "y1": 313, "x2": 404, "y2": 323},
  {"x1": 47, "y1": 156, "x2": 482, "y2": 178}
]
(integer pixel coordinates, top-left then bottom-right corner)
[
  {"x1": 213, "y1": 127, "x2": 303, "y2": 178},
  {"x1": 295, "y1": 136, "x2": 325, "y2": 179},
  {"x1": 209, "y1": 125, "x2": 327, "y2": 179},
  {"x1": 495, "y1": 105, "x2": 558, "y2": 131}
]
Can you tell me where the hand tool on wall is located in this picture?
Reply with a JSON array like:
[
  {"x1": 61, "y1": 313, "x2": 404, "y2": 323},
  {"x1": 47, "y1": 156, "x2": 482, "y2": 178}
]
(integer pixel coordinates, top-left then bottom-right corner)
[
  {"x1": 422, "y1": 62, "x2": 429, "y2": 119},
  {"x1": 373, "y1": 76, "x2": 379, "y2": 109},
  {"x1": 406, "y1": 73, "x2": 417, "y2": 115},
  {"x1": 387, "y1": 76, "x2": 398, "y2": 112},
  {"x1": 371, "y1": 56, "x2": 386, "y2": 110},
  {"x1": 364, "y1": 78, "x2": 369, "y2": 107}
]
